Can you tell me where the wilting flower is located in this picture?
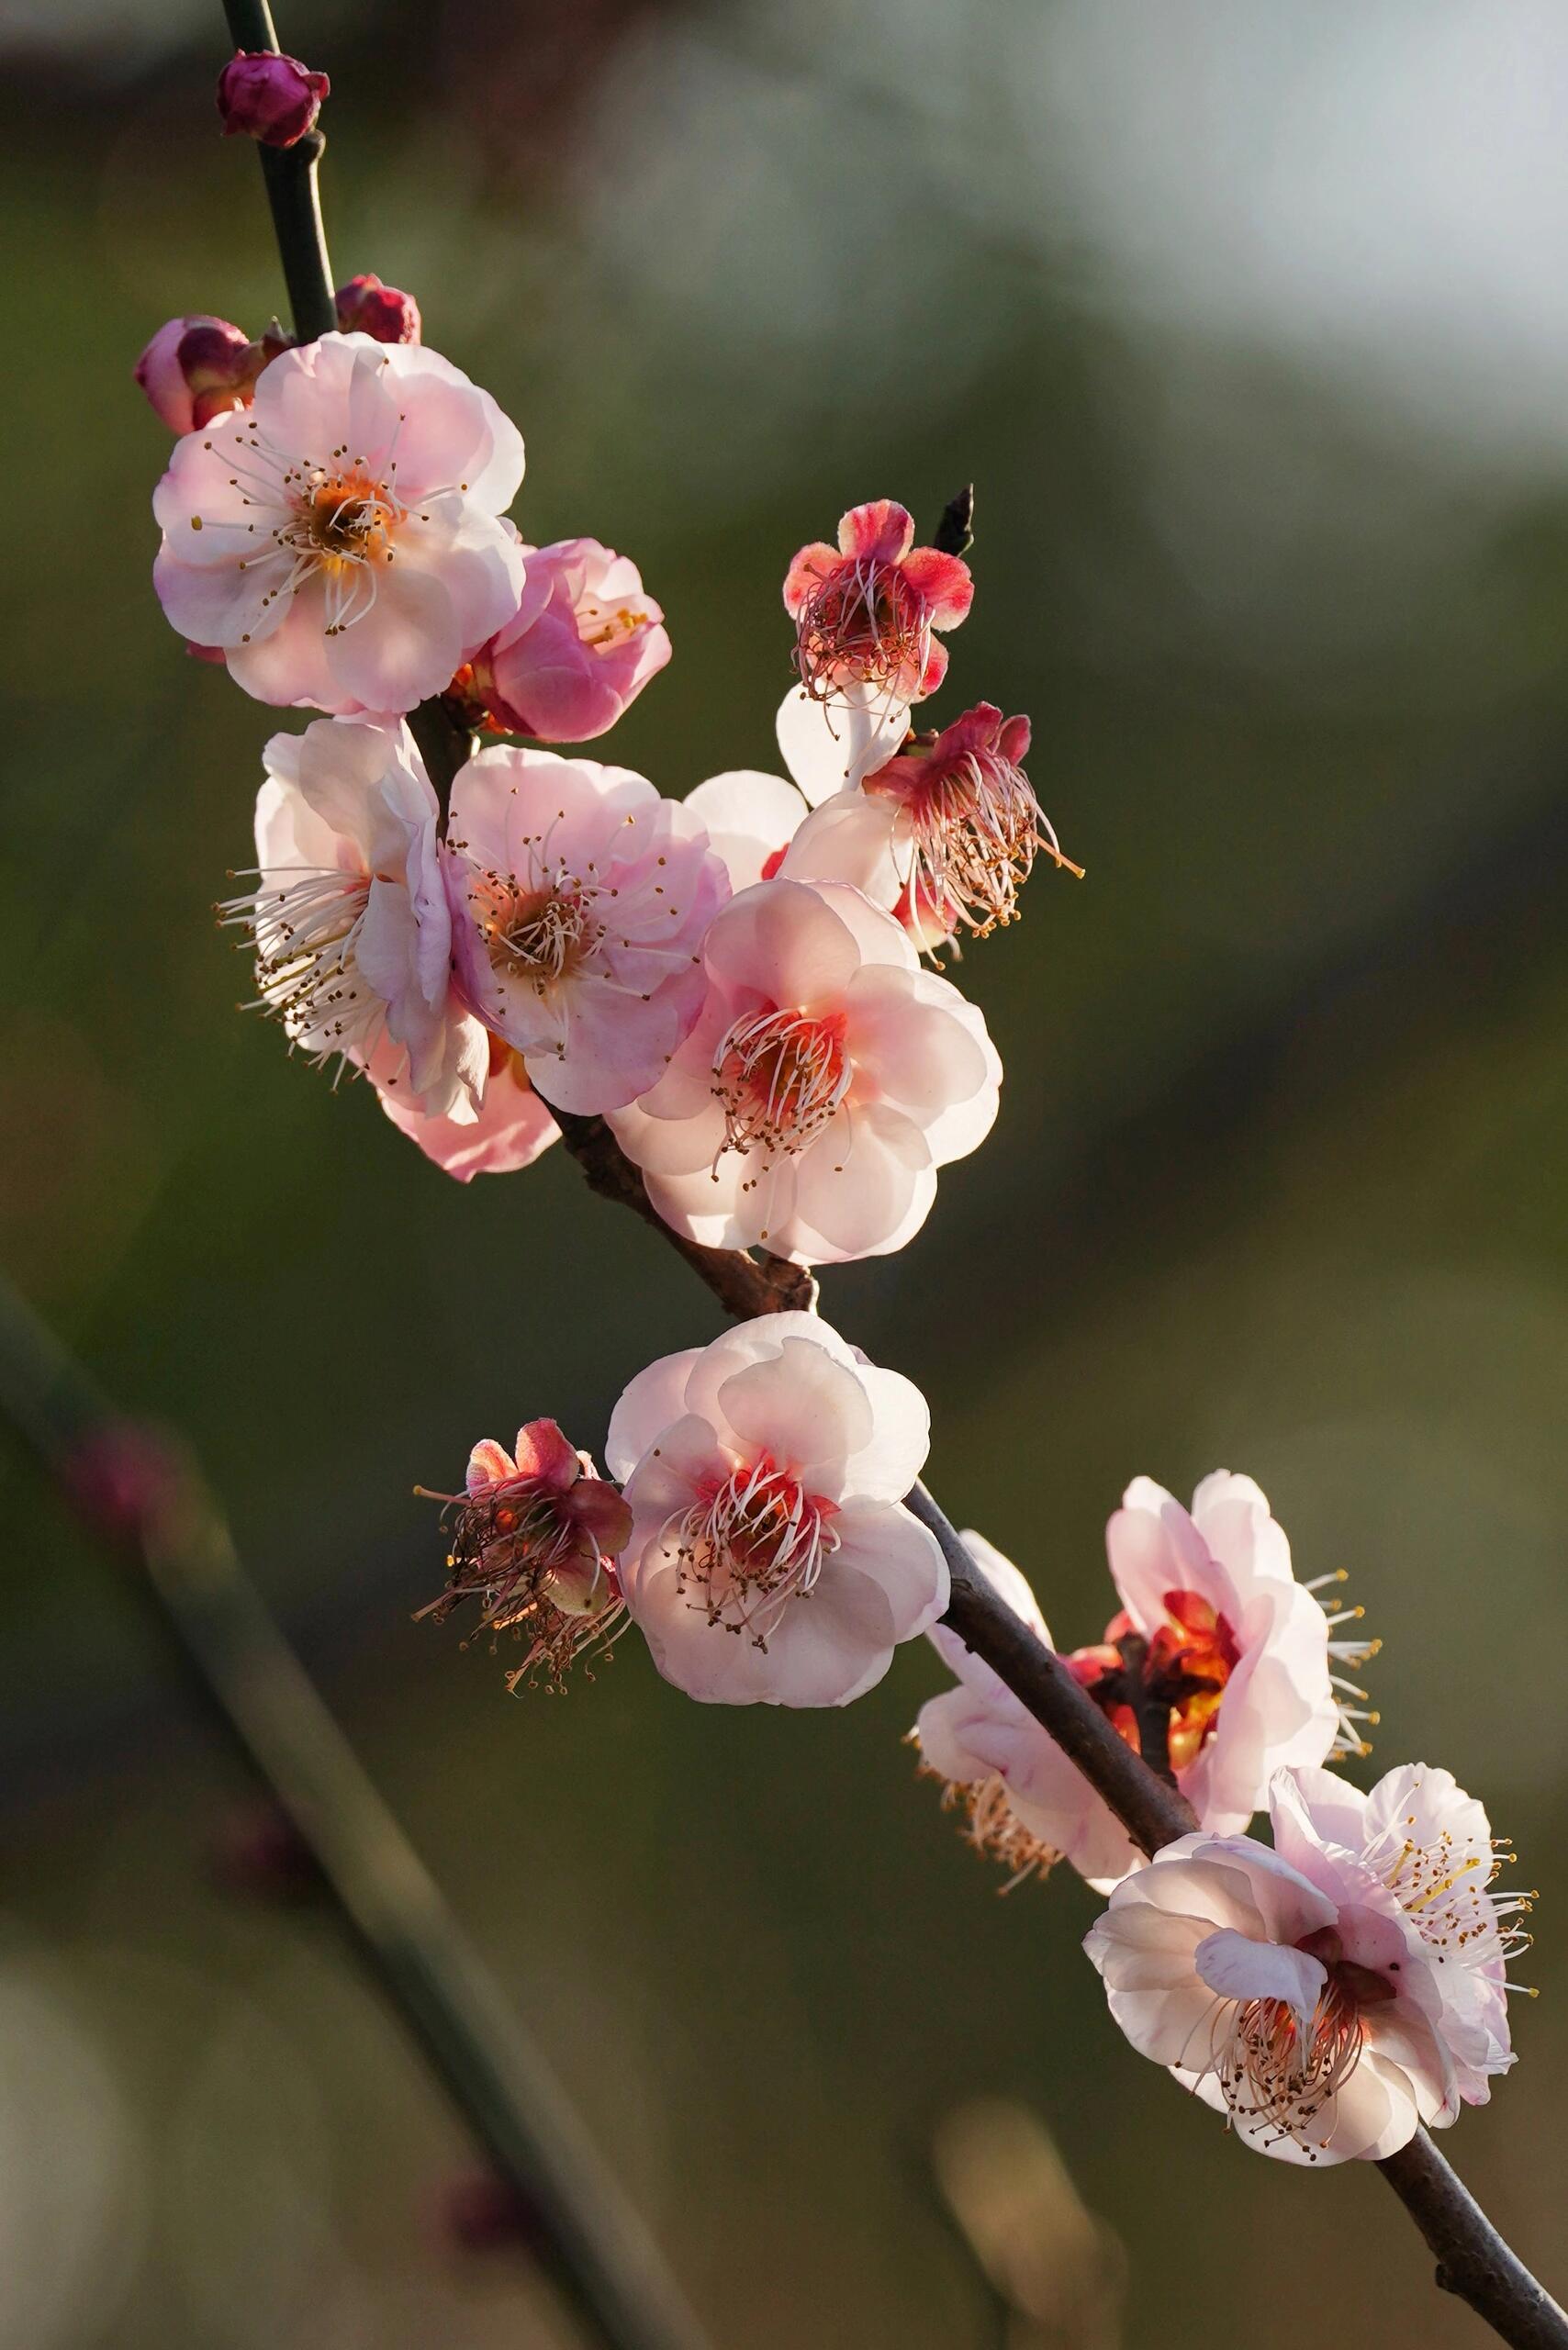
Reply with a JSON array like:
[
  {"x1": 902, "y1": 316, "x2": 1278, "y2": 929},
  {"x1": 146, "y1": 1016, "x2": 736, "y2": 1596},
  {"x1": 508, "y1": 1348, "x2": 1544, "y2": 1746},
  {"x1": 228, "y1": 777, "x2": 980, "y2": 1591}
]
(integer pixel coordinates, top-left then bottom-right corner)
[
  {"x1": 152, "y1": 332, "x2": 525, "y2": 713},
  {"x1": 791, "y1": 704, "x2": 1081, "y2": 948},
  {"x1": 606, "y1": 1314, "x2": 946, "y2": 1707},
  {"x1": 783, "y1": 498, "x2": 973, "y2": 705},
  {"x1": 334, "y1": 273, "x2": 421, "y2": 344},
  {"x1": 443, "y1": 747, "x2": 727, "y2": 1113},
  {"x1": 417, "y1": 1419, "x2": 632, "y2": 1690},
  {"x1": 135, "y1": 315, "x2": 270, "y2": 435},
  {"x1": 369, "y1": 1028, "x2": 559, "y2": 1181},
  {"x1": 217, "y1": 49, "x2": 330, "y2": 146},
  {"x1": 913, "y1": 1532, "x2": 1147, "y2": 1892},
  {"x1": 608, "y1": 876, "x2": 1001, "y2": 1264},
  {"x1": 221, "y1": 717, "x2": 487, "y2": 1116},
  {"x1": 469, "y1": 538, "x2": 670, "y2": 743},
  {"x1": 1084, "y1": 1762, "x2": 1529, "y2": 2164}
]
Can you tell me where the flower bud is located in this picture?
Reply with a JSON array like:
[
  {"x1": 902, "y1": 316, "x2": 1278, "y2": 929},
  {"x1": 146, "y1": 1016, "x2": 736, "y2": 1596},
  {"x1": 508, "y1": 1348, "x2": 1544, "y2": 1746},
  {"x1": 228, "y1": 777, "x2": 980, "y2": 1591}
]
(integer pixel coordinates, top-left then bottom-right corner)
[
  {"x1": 217, "y1": 50, "x2": 330, "y2": 148},
  {"x1": 334, "y1": 273, "x2": 421, "y2": 344},
  {"x1": 134, "y1": 315, "x2": 261, "y2": 434},
  {"x1": 469, "y1": 539, "x2": 670, "y2": 742}
]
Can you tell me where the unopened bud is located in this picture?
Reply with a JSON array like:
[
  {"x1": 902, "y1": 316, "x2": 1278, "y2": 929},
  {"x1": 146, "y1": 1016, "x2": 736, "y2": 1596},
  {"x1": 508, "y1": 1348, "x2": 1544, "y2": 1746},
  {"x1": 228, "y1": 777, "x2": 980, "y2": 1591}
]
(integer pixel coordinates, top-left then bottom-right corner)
[
  {"x1": 335, "y1": 273, "x2": 421, "y2": 345},
  {"x1": 134, "y1": 315, "x2": 262, "y2": 434},
  {"x1": 217, "y1": 49, "x2": 330, "y2": 149}
]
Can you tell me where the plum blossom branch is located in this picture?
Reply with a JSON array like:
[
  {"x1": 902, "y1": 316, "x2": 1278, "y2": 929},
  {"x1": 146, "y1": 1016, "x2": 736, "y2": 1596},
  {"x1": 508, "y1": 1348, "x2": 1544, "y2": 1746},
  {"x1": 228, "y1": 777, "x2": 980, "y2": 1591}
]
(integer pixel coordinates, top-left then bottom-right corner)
[
  {"x1": 219, "y1": 0, "x2": 337, "y2": 342},
  {"x1": 0, "y1": 1270, "x2": 713, "y2": 2350}
]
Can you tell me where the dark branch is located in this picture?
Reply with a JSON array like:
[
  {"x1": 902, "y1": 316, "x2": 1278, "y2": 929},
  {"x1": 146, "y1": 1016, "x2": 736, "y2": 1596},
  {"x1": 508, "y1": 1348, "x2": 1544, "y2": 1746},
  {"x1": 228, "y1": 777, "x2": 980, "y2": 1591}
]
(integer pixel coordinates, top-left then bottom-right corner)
[
  {"x1": 220, "y1": 2, "x2": 338, "y2": 345},
  {"x1": 554, "y1": 1113, "x2": 817, "y2": 1319}
]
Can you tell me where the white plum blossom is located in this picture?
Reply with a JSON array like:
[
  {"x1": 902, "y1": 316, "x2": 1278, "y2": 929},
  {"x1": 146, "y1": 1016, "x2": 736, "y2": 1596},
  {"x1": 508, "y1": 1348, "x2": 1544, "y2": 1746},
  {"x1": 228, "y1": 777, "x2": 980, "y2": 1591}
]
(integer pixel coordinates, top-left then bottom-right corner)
[
  {"x1": 775, "y1": 682, "x2": 911, "y2": 809},
  {"x1": 683, "y1": 769, "x2": 810, "y2": 892},
  {"x1": 1084, "y1": 1763, "x2": 1527, "y2": 2165},
  {"x1": 443, "y1": 746, "x2": 729, "y2": 1114},
  {"x1": 608, "y1": 877, "x2": 1001, "y2": 1265},
  {"x1": 914, "y1": 1479, "x2": 1379, "y2": 1892},
  {"x1": 606, "y1": 1313, "x2": 946, "y2": 1707},
  {"x1": 222, "y1": 716, "x2": 487, "y2": 1117},
  {"x1": 153, "y1": 332, "x2": 525, "y2": 712}
]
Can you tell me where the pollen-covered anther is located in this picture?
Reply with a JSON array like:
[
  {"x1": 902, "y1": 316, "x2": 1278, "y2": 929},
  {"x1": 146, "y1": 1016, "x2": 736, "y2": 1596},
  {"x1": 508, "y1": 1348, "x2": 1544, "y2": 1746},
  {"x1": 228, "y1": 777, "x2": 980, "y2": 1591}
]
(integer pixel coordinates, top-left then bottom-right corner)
[
  {"x1": 711, "y1": 1007, "x2": 850, "y2": 1160},
  {"x1": 1215, "y1": 1976, "x2": 1366, "y2": 2150}
]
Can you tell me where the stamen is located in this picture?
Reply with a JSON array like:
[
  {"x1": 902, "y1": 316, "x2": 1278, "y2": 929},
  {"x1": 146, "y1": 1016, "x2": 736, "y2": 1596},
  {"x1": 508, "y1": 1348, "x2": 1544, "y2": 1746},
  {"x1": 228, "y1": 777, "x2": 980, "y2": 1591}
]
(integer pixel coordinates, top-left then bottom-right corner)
[
  {"x1": 659, "y1": 1454, "x2": 837, "y2": 1651},
  {"x1": 711, "y1": 1008, "x2": 849, "y2": 1162}
]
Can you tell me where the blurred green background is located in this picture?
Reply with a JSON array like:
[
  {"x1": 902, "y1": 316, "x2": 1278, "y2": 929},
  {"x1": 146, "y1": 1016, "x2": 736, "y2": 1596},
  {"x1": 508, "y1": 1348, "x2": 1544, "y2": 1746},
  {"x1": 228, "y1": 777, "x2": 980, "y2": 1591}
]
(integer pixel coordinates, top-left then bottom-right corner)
[{"x1": 3, "y1": 2, "x2": 1567, "y2": 2344}]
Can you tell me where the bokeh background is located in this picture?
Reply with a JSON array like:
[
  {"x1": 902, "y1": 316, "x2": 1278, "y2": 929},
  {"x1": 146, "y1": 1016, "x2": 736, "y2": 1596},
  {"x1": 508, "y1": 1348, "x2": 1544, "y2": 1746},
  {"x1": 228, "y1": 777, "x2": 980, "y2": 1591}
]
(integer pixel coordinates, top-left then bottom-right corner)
[{"x1": 3, "y1": 2, "x2": 1567, "y2": 2344}]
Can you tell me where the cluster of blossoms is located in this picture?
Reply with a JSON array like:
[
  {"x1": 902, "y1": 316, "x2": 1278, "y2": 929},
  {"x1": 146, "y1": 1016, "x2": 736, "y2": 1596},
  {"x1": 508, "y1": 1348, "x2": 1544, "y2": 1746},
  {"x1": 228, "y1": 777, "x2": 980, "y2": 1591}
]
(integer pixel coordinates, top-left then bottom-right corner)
[{"x1": 146, "y1": 67, "x2": 1531, "y2": 2206}]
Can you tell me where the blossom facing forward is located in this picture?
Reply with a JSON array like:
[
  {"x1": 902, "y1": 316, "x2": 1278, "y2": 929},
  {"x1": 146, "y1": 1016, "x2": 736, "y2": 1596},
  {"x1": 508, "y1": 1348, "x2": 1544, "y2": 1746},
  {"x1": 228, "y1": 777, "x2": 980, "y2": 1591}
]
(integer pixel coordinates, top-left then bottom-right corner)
[
  {"x1": 470, "y1": 538, "x2": 670, "y2": 742},
  {"x1": 783, "y1": 498, "x2": 973, "y2": 705},
  {"x1": 1084, "y1": 1763, "x2": 1526, "y2": 2164},
  {"x1": 608, "y1": 876, "x2": 1001, "y2": 1264},
  {"x1": 152, "y1": 332, "x2": 525, "y2": 712},
  {"x1": 418, "y1": 1418, "x2": 632, "y2": 1689},
  {"x1": 222, "y1": 716, "x2": 486, "y2": 1117},
  {"x1": 606, "y1": 1314, "x2": 946, "y2": 1706},
  {"x1": 444, "y1": 747, "x2": 727, "y2": 1113}
]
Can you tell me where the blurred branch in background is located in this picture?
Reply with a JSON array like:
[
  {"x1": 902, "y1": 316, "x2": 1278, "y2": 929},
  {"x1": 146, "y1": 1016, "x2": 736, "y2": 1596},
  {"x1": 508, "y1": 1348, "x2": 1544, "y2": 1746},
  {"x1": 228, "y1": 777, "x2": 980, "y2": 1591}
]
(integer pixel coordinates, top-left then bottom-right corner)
[
  {"x1": 0, "y1": 1266, "x2": 713, "y2": 2350},
  {"x1": 932, "y1": 2097, "x2": 1126, "y2": 2350}
]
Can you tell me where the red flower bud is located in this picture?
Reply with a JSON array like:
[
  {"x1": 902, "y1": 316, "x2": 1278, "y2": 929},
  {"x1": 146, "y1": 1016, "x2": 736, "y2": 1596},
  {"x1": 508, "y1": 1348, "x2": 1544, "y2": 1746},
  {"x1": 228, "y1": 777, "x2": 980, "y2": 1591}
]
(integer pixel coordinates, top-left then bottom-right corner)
[
  {"x1": 334, "y1": 273, "x2": 421, "y2": 345},
  {"x1": 134, "y1": 314, "x2": 262, "y2": 434},
  {"x1": 217, "y1": 49, "x2": 330, "y2": 148}
]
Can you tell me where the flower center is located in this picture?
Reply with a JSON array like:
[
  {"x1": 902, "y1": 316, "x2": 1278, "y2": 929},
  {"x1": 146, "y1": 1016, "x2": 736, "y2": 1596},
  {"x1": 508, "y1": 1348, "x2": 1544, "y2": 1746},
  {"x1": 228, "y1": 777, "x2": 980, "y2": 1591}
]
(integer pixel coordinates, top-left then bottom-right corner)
[
  {"x1": 1215, "y1": 1972, "x2": 1366, "y2": 2156},
  {"x1": 218, "y1": 865, "x2": 381, "y2": 1068},
  {"x1": 664, "y1": 1454, "x2": 839, "y2": 1649},
  {"x1": 289, "y1": 472, "x2": 398, "y2": 566},
  {"x1": 479, "y1": 878, "x2": 603, "y2": 990},
  {"x1": 793, "y1": 558, "x2": 929, "y2": 701},
  {"x1": 711, "y1": 1007, "x2": 850, "y2": 1160}
]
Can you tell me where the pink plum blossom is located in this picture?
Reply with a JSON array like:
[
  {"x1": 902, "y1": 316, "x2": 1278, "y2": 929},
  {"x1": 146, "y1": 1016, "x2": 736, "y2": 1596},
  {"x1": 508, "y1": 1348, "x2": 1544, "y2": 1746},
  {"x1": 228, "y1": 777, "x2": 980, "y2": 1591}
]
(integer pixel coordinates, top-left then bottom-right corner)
[
  {"x1": 605, "y1": 1314, "x2": 946, "y2": 1707},
  {"x1": 914, "y1": 1531, "x2": 1149, "y2": 1892},
  {"x1": 469, "y1": 538, "x2": 670, "y2": 742},
  {"x1": 369, "y1": 1028, "x2": 558, "y2": 1181},
  {"x1": 443, "y1": 746, "x2": 727, "y2": 1113},
  {"x1": 217, "y1": 49, "x2": 330, "y2": 146},
  {"x1": 607, "y1": 876, "x2": 1001, "y2": 1264},
  {"x1": 152, "y1": 332, "x2": 525, "y2": 713},
  {"x1": 222, "y1": 716, "x2": 487, "y2": 1117},
  {"x1": 418, "y1": 1418, "x2": 632, "y2": 1690},
  {"x1": 335, "y1": 274, "x2": 421, "y2": 344},
  {"x1": 784, "y1": 498, "x2": 973, "y2": 705},
  {"x1": 1083, "y1": 1763, "x2": 1526, "y2": 2165},
  {"x1": 135, "y1": 315, "x2": 267, "y2": 435},
  {"x1": 791, "y1": 703, "x2": 1082, "y2": 951},
  {"x1": 915, "y1": 1479, "x2": 1379, "y2": 1892}
]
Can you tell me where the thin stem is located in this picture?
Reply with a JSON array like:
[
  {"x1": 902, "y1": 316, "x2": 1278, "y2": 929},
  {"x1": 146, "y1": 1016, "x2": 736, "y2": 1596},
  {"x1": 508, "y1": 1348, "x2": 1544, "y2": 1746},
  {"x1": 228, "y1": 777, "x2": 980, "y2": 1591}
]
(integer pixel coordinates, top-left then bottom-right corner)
[
  {"x1": 0, "y1": 1273, "x2": 712, "y2": 2350},
  {"x1": 220, "y1": 0, "x2": 338, "y2": 343}
]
